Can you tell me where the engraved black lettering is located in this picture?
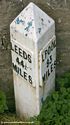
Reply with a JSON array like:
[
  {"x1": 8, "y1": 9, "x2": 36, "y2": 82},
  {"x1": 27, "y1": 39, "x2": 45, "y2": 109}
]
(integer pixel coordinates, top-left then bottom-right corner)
[
  {"x1": 42, "y1": 54, "x2": 44, "y2": 62},
  {"x1": 47, "y1": 59, "x2": 50, "y2": 68},
  {"x1": 42, "y1": 71, "x2": 48, "y2": 83},
  {"x1": 20, "y1": 68, "x2": 23, "y2": 77},
  {"x1": 21, "y1": 60, "x2": 24, "y2": 68},
  {"x1": 13, "y1": 63, "x2": 17, "y2": 71},
  {"x1": 46, "y1": 71, "x2": 48, "y2": 79},
  {"x1": 42, "y1": 74, "x2": 46, "y2": 83},
  {"x1": 45, "y1": 50, "x2": 47, "y2": 59},
  {"x1": 48, "y1": 46, "x2": 51, "y2": 55},
  {"x1": 24, "y1": 72, "x2": 27, "y2": 80},
  {"x1": 14, "y1": 45, "x2": 18, "y2": 54},
  {"x1": 47, "y1": 69, "x2": 50, "y2": 77},
  {"x1": 54, "y1": 60, "x2": 56, "y2": 68},
  {"x1": 23, "y1": 51, "x2": 27, "y2": 60},
  {"x1": 28, "y1": 75, "x2": 32, "y2": 84},
  {"x1": 16, "y1": 57, "x2": 20, "y2": 64},
  {"x1": 28, "y1": 54, "x2": 32, "y2": 63},
  {"x1": 50, "y1": 55, "x2": 52, "y2": 64},
  {"x1": 19, "y1": 48, "x2": 23, "y2": 57},
  {"x1": 51, "y1": 64, "x2": 53, "y2": 72}
]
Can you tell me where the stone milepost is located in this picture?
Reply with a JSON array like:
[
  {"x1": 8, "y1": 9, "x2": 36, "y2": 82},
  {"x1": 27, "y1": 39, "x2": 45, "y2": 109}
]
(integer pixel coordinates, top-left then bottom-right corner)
[{"x1": 10, "y1": 2, "x2": 56, "y2": 118}]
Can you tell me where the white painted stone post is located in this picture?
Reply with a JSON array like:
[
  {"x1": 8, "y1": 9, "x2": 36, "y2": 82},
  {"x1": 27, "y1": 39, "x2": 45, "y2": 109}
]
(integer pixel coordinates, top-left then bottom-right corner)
[{"x1": 10, "y1": 2, "x2": 56, "y2": 118}]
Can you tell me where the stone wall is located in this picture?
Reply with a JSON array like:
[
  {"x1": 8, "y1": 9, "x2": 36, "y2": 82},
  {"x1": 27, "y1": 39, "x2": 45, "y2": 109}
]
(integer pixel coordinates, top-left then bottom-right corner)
[
  {"x1": 0, "y1": 0, "x2": 70, "y2": 111},
  {"x1": 0, "y1": 0, "x2": 23, "y2": 111}
]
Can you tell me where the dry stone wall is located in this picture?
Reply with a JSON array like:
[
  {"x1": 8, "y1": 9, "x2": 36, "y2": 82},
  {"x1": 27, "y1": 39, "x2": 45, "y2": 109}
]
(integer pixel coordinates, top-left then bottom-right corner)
[{"x1": 0, "y1": 0, "x2": 70, "y2": 111}]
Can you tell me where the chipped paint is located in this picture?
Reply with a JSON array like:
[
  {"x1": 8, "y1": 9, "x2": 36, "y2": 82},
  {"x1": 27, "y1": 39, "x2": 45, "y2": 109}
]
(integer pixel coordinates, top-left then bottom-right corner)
[
  {"x1": 41, "y1": 18, "x2": 44, "y2": 25},
  {"x1": 15, "y1": 17, "x2": 25, "y2": 25},
  {"x1": 25, "y1": 33, "x2": 28, "y2": 36},
  {"x1": 10, "y1": 2, "x2": 54, "y2": 41},
  {"x1": 24, "y1": 21, "x2": 32, "y2": 31},
  {"x1": 38, "y1": 28, "x2": 41, "y2": 34},
  {"x1": 41, "y1": 18, "x2": 44, "y2": 22},
  {"x1": 48, "y1": 20, "x2": 51, "y2": 23}
]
